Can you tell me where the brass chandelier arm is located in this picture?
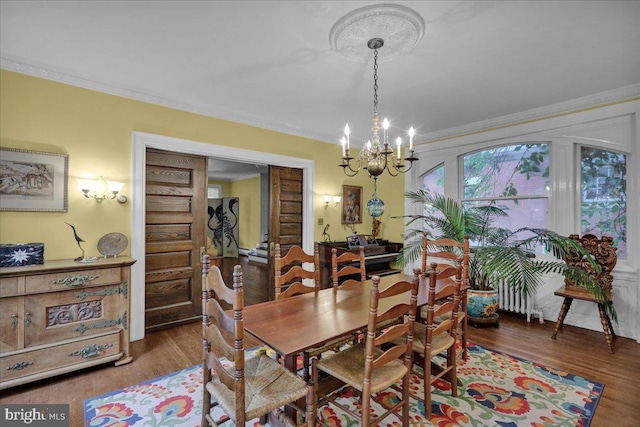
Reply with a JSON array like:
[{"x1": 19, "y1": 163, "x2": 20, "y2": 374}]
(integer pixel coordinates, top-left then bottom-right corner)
[{"x1": 340, "y1": 158, "x2": 362, "y2": 177}]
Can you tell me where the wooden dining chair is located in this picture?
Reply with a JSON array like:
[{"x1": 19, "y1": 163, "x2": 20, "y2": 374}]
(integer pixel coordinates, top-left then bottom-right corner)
[
  {"x1": 275, "y1": 243, "x2": 320, "y2": 300},
  {"x1": 312, "y1": 270, "x2": 420, "y2": 427},
  {"x1": 300, "y1": 246, "x2": 367, "y2": 377},
  {"x1": 413, "y1": 261, "x2": 462, "y2": 419},
  {"x1": 202, "y1": 255, "x2": 316, "y2": 426},
  {"x1": 331, "y1": 246, "x2": 366, "y2": 287},
  {"x1": 421, "y1": 232, "x2": 470, "y2": 360}
]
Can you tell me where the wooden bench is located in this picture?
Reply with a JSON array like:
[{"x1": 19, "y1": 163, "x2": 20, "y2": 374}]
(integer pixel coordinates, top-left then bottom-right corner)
[{"x1": 551, "y1": 234, "x2": 617, "y2": 353}]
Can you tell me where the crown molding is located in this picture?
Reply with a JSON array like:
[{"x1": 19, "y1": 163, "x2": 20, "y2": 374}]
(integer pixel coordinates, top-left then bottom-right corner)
[
  {"x1": 1, "y1": 56, "x2": 333, "y2": 143},
  {"x1": 419, "y1": 83, "x2": 640, "y2": 144},
  {"x1": 3, "y1": 56, "x2": 638, "y2": 148}
]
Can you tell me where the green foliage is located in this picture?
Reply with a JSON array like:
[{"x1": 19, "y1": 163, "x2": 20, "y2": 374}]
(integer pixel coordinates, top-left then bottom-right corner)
[
  {"x1": 463, "y1": 144, "x2": 549, "y2": 200},
  {"x1": 395, "y1": 190, "x2": 615, "y2": 320},
  {"x1": 580, "y1": 148, "x2": 627, "y2": 251}
]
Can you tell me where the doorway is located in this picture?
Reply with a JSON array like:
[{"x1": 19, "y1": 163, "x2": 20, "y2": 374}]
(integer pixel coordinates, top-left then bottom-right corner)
[{"x1": 130, "y1": 131, "x2": 315, "y2": 341}]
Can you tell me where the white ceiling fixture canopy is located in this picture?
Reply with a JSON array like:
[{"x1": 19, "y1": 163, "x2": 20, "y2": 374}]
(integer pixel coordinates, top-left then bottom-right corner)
[{"x1": 329, "y1": 3, "x2": 425, "y2": 63}]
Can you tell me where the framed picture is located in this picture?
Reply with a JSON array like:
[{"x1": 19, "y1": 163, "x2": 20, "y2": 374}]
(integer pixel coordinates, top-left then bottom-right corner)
[
  {"x1": 0, "y1": 148, "x2": 69, "y2": 212},
  {"x1": 342, "y1": 185, "x2": 362, "y2": 224}
]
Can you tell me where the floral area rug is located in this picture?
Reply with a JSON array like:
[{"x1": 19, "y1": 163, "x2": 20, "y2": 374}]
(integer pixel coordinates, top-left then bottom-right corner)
[{"x1": 84, "y1": 342, "x2": 603, "y2": 427}]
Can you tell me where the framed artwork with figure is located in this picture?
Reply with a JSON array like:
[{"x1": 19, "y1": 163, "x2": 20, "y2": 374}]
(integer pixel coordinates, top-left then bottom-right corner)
[
  {"x1": 342, "y1": 185, "x2": 362, "y2": 224},
  {"x1": 0, "y1": 148, "x2": 68, "y2": 212}
]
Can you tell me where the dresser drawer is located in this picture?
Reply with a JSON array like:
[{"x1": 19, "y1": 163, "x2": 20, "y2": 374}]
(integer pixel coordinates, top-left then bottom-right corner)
[
  {"x1": 24, "y1": 285, "x2": 125, "y2": 347},
  {"x1": 1, "y1": 333, "x2": 121, "y2": 383},
  {"x1": 0, "y1": 277, "x2": 20, "y2": 297},
  {"x1": 26, "y1": 267, "x2": 123, "y2": 294}
]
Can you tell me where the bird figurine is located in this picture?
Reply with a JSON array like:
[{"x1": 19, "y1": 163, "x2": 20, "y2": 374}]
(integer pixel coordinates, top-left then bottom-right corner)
[
  {"x1": 322, "y1": 224, "x2": 331, "y2": 242},
  {"x1": 65, "y1": 222, "x2": 86, "y2": 261}
]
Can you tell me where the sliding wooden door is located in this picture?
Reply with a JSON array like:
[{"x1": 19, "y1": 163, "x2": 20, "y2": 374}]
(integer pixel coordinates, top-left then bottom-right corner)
[
  {"x1": 144, "y1": 148, "x2": 206, "y2": 332},
  {"x1": 268, "y1": 165, "x2": 304, "y2": 300}
]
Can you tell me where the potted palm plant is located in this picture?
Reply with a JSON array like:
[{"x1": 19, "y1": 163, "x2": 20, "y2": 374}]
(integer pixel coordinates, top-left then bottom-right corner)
[{"x1": 396, "y1": 190, "x2": 614, "y2": 324}]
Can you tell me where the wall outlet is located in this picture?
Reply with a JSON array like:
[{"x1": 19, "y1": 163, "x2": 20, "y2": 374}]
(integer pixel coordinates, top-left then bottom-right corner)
[{"x1": 318, "y1": 218, "x2": 324, "y2": 226}]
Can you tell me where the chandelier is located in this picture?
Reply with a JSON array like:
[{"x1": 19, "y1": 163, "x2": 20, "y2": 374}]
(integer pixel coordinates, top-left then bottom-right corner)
[{"x1": 339, "y1": 37, "x2": 417, "y2": 180}]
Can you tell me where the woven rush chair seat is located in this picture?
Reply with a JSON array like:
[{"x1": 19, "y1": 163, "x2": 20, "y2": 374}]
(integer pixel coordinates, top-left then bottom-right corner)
[
  {"x1": 411, "y1": 322, "x2": 456, "y2": 355},
  {"x1": 207, "y1": 355, "x2": 311, "y2": 422}
]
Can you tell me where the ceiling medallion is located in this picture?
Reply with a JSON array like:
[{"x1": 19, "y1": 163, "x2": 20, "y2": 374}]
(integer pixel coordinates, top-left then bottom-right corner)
[{"x1": 329, "y1": 3, "x2": 425, "y2": 63}]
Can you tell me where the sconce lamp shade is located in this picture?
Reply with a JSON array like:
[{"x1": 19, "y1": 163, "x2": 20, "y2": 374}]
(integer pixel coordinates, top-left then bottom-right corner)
[
  {"x1": 78, "y1": 176, "x2": 126, "y2": 203},
  {"x1": 323, "y1": 195, "x2": 342, "y2": 207}
]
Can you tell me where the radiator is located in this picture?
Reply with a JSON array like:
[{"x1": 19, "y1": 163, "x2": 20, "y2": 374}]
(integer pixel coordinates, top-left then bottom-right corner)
[{"x1": 498, "y1": 280, "x2": 544, "y2": 323}]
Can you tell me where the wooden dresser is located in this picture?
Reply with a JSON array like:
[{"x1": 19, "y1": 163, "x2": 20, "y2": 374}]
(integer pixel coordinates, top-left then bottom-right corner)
[{"x1": 0, "y1": 257, "x2": 136, "y2": 390}]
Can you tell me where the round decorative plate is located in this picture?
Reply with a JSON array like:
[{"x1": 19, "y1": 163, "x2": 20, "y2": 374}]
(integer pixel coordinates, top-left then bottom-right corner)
[{"x1": 97, "y1": 232, "x2": 128, "y2": 257}]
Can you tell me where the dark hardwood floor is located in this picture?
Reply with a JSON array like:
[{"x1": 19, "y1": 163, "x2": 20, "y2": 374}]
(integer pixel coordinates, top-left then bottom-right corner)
[
  {"x1": 1, "y1": 258, "x2": 638, "y2": 426},
  {"x1": 220, "y1": 255, "x2": 269, "y2": 306}
]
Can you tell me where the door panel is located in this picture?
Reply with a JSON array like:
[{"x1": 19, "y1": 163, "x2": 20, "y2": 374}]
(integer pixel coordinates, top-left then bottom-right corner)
[
  {"x1": 268, "y1": 166, "x2": 304, "y2": 300},
  {"x1": 145, "y1": 148, "x2": 206, "y2": 332}
]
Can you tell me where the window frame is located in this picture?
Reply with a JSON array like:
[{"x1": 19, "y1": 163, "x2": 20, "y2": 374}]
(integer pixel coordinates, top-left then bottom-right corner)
[{"x1": 413, "y1": 133, "x2": 633, "y2": 270}]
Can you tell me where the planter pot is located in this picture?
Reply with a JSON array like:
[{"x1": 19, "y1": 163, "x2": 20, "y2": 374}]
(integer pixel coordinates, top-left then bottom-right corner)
[{"x1": 467, "y1": 288, "x2": 500, "y2": 326}]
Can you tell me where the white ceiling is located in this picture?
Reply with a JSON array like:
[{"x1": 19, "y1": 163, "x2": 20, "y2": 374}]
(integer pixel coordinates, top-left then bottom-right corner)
[{"x1": 2, "y1": 1, "x2": 640, "y2": 179}]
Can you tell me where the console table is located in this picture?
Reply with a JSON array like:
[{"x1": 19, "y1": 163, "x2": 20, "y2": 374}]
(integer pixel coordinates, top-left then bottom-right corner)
[
  {"x1": 318, "y1": 240, "x2": 402, "y2": 287},
  {"x1": 0, "y1": 257, "x2": 136, "y2": 389}
]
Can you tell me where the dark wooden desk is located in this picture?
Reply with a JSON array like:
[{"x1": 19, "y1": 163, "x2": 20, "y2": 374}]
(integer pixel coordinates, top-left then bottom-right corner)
[{"x1": 243, "y1": 273, "x2": 463, "y2": 373}]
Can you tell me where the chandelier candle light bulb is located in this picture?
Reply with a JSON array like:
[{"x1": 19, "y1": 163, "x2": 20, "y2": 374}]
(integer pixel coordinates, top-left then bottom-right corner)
[{"x1": 409, "y1": 126, "x2": 415, "y2": 151}]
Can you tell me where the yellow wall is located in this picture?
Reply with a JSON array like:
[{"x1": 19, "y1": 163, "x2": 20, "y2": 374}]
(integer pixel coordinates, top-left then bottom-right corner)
[
  {"x1": 0, "y1": 70, "x2": 405, "y2": 260},
  {"x1": 228, "y1": 176, "x2": 261, "y2": 249}
]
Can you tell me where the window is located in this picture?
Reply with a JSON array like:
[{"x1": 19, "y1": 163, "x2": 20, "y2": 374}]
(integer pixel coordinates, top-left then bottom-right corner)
[
  {"x1": 422, "y1": 164, "x2": 444, "y2": 195},
  {"x1": 580, "y1": 147, "x2": 627, "y2": 259},
  {"x1": 462, "y1": 144, "x2": 550, "y2": 232},
  {"x1": 208, "y1": 185, "x2": 222, "y2": 199}
]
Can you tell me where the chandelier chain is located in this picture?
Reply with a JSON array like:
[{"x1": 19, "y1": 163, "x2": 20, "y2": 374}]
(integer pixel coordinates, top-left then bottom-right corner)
[{"x1": 373, "y1": 48, "x2": 378, "y2": 115}]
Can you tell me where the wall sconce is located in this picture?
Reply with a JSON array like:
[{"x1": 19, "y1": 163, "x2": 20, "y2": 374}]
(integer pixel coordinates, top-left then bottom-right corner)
[
  {"x1": 323, "y1": 195, "x2": 342, "y2": 208},
  {"x1": 78, "y1": 176, "x2": 127, "y2": 203}
]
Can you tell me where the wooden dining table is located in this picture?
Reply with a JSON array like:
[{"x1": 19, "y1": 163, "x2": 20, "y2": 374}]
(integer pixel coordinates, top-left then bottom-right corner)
[
  {"x1": 242, "y1": 272, "x2": 466, "y2": 424},
  {"x1": 243, "y1": 272, "x2": 466, "y2": 374}
]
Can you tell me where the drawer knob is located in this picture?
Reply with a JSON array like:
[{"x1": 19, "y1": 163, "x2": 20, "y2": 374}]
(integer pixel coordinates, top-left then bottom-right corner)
[
  {"x1": 69, "y1": 343, "x2": 114, "y2": 359},
  {"x1": 52, "y1": 274, "x2": 99, "y2": 287},
  {"x1": 24, "y1": 311, "x2": 31, "y2": 327},
  {"x1": 11, "y1": 314, "x2": 18, "y2": 330},
  {"x1": 7, "y1": 361, "x2": 33, "y2": 371}
]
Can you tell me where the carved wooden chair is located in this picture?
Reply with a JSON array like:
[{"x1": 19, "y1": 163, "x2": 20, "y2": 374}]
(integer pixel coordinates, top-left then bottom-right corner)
[
  {"x1": 331, "y1": 246, "x2": 366, "y2": 287},
  {"x1": 551, "y1": 234, "x2": 618, "y2": 353},
  {"x1": 201, "y1": 255, "x2": 316, "y2": 426},
  {"x1": 421, "y1": 232, "x2": 470, "y2": 360},
  {"x1": 312, "y1": 271, "x2": 420, "y2": 427},
  {"x1": 412, "y1": 261, "x2": 462, "y2": 419},
  {"x1": 275, "y1": 243, "x2": 320, "y2": 300}
]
